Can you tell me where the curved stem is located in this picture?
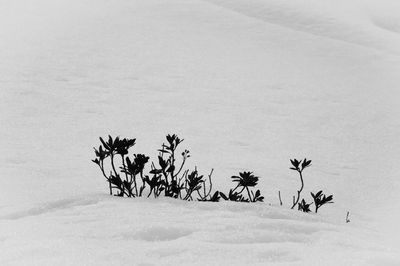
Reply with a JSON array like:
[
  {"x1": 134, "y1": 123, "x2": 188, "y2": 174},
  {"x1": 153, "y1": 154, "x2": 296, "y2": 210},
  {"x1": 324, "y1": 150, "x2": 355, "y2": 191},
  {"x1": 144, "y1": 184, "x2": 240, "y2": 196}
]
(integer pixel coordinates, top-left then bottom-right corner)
[
  {"x1": 291, "y1": 170, "x2": 304, "y2": 209},
  {"x1": 174, "y1": 156, "x2": 186, "y2": 179}
]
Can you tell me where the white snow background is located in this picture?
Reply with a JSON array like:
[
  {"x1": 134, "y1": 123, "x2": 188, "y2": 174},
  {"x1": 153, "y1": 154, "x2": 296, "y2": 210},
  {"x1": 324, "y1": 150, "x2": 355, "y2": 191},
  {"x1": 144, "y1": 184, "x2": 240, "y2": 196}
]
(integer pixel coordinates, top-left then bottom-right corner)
[{"x1": 1, "y1": 0, "x2": 400, "y2": 265}]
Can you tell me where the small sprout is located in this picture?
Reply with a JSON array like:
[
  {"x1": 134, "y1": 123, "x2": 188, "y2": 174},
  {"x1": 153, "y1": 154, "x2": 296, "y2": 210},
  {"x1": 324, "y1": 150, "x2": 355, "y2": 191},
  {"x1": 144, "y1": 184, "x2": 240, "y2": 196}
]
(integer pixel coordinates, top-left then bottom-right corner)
[
  {"x1": 251, "y1": 189, "x2": 264, "y2": 202},
  {"x1": 311, "y1": 190, "x2": 334, "y2": 213},
  {"x1": 298, "y1": 199, "x2": 312, "y2": 213}
]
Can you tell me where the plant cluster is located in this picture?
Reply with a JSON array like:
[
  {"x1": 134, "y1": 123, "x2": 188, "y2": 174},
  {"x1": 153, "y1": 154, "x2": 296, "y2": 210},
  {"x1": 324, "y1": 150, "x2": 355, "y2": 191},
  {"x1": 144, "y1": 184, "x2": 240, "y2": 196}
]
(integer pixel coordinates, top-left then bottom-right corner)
[
  {"x1": 287, "y1": 158, "x2": 334, "y2": 213},
  {"x1": 92, "y1": 135, "x2": 142, "y2": 197},
  {"x1": 92, "y1": 134, "x2": 264, "y2": 203},
  {"x1": 92, "y1": 134, "x2": 334, "y2": 214},
  {"x1": 220, "y1": 172, "x2": 264, "y2": 202}
]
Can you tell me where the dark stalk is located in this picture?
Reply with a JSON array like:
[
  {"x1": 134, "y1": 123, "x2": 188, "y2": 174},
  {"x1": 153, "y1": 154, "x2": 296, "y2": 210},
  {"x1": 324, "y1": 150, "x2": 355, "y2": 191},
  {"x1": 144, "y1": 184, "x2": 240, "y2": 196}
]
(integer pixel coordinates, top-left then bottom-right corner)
[
  {"x1": 121, "y1": 155, "x2": 129, "y2": 183},
  {"x1": 291, "y1": 170, "x2": 304, "y2": 209},
  {"x1": 246, "y1": 187, "x2": 252, "y2": 202}
]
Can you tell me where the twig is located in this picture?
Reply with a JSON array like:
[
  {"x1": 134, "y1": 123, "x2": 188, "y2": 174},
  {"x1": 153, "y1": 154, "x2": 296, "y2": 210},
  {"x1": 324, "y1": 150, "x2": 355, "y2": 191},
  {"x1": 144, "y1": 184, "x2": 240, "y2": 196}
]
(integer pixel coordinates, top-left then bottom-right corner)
[
  {"x1": 278, "y1": 191, "x2": 283, "y2": 206},
  {"x1": 197, "y1": 168, "x2": 214, "y2": 200},
  {"x1": 174, "y1": 156, "x2": 187, "y2": 179},
  {"x1": 346, "y1": 211, "x2": 350, "y2": 223}
]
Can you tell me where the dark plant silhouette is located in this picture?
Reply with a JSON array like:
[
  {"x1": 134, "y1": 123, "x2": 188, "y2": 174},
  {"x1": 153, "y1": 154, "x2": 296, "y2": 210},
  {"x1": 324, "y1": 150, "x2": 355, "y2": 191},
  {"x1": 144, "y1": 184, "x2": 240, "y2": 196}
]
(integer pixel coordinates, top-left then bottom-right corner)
[
  {"x1": 151, "y1": 134, "x2": 191, "y2": 198},
  {"x1": 298, "y1": 199, "x2": 312, "y2": 213},
  {"x1": 220, "y1": 172, "x2": 264, "y2": 202},
  {"x1": 121, "y1": 154, "x2": 150, "y2": 197},
  {"x1": 92, "y1": 135, "x2": 333, "y2": 216},
  {"x1": 290, "y1": 158, "x2": 311, "y2": 209},
  {"x1": 182, "y1": 170, "x2": 203, "y2": 200},
  {"x1": 195, "y1": 169, "x2": 217, "y2": 201},
  {"x1": 93, "y1": 134, "x2": 218, "y2": 201},
  {"x1": 198, "y1": 191, "x2": 222, "y2": 202},
  {"x1": 285, "y1": 158, "x2": 334, "y2": 213},
  {"x1": 310, "y1": 190, "x2": 333, "y2": 213},
  {"x1": 220, "y1": 189, "x2": 247, "y2": 202},
  {"x1": 92, "y1": 135, "x2": 139, "y2": 196}
]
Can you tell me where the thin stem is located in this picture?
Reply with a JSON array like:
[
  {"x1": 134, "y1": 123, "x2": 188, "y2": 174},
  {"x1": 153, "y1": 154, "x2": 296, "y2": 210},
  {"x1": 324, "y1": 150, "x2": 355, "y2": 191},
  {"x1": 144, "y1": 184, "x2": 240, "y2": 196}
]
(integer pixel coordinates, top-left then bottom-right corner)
[
  {"x1": 291, "y1": 170, "x2": 304, "y2": 209},
  {"x1": 278, "y1": 191, "x2": 283, "y2": 206},
  {"x1": 121, "y1": 155, "x2": 129, "y2": 183},
  {"x1": 139, "y1": 171, "x2": 146, "y2": 196},
  {"x1": 110, "y1": 153, "x2": 125, "y2": 197},
  {"x1": 231, "y1": 183, "x2": 241, "y2": 193},
  {"x1": 207, "y1": 169, "x2": 214, "y2": 196},
  {"x1": 346, "y1": 211, "x2": 350, "y2": 223},
  {"x1": 173, "y1": 156, "x2": 187, "y2": 179},
  {"x1": 161, "y1": 168, "x2": 169, "y2": 190},
  {"x1": 246, "y1": 187, "x2": 252, "y2": 202},
  {"x1": 171, "y1": 149, "x2": 175, "y2": 182},
  {"x1": 133, "y1": 174, "x2": 138, "y2": 196},
  {"x1": 110, "y1": 154, "x2": 118, "y2": 177},
  {"x1": 196, "y1": 169, "x2": 214, "y2": 200}
]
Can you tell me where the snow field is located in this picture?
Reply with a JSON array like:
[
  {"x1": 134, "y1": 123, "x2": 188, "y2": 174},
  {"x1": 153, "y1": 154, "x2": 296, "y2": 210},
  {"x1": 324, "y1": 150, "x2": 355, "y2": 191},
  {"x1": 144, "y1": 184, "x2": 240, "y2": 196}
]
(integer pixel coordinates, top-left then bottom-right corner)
[
  {"x1": 1, "y1": 194, "x2": 398, "y2": 266},
  {"x1": 1, "y1": 0, "x2": 400, "y2": 264}
]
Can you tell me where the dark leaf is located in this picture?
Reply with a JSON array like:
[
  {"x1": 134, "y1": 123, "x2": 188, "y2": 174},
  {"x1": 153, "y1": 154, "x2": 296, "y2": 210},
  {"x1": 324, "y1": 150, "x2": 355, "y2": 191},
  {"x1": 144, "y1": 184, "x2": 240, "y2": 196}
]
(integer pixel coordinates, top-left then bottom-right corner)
[
  {"x1": 325, "y1": 195, "x2": 333, "y2": 202},
  {"x1": 149, "y1": 169, "x2": 162, "y2": 175},
  {"x1": 99, "y1": 137, "x2": 110, "y2": 150},
  {"x1": 158, "y1": 156, "x2": 167, "y2": 170},
  {"x1": 166, "y1": 165, "x2": 175, "y2": 173},
  {"x1": 290, "y1": 159, "x2": 300, "y2": 169},
  {"x1": 220, "y1": 192, "x2": 228, "y2": 200}
]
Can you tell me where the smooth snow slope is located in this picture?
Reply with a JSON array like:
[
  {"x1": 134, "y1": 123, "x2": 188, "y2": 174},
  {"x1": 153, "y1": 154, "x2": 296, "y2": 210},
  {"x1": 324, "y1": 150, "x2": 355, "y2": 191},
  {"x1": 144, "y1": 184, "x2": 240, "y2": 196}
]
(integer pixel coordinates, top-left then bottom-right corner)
[
  {"x1": 1, "y1": 195, "x2": 399, "y2": 266},
  {"x1": 0, "y1": 0, "x2": 400, "y2": 265}
]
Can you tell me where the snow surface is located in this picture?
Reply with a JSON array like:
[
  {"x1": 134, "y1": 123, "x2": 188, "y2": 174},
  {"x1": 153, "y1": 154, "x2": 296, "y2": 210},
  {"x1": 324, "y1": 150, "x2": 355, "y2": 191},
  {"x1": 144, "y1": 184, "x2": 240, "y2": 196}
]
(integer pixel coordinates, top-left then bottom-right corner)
[{"x1": 1, "y1": 0, "x2": 400, "y2": 265}]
